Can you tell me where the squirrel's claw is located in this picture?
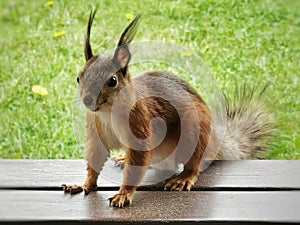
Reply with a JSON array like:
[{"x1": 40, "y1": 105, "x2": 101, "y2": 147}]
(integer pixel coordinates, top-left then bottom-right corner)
[
  {"x1": 111, "y1": 156, "x2": 126, "y2": 169},
  {"x1": 164, "y1": 180, "x2": 193, "y2": 191},
  {"x1": 108, "y1": 193, "x2": 132, "y2": 208},
  {"x1": 62, "y1": 184, "x2": 83, "y2": 194},
  {"x1": 61, "y1": 184, "x2": 97, "y2": 195},
  {"x1": 164, "y1": 171, "x2": 197, "y2": 191}
]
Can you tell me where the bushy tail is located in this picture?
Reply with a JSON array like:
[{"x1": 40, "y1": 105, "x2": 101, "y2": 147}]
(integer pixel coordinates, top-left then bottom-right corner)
[{"x1": 215, "y1": 84, "x2": 276, "y2": 160}]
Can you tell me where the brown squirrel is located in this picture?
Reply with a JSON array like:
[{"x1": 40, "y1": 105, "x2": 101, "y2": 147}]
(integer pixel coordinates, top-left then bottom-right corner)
[{"x1": 62, "y1": 10, "x2": 274, "y2": 207}]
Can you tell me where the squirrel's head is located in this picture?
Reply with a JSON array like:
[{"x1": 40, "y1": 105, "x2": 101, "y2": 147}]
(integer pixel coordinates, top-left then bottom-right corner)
[{"x1": 77, "y1": 10, "x2": 141, "y2": 112}]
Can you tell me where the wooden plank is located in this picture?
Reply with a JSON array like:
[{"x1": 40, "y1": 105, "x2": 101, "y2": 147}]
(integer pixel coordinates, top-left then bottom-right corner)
[
  {"x1": 0, "y1": 160, "x2": 300, "y2": 190},
  {"x1": 198, "y1": 160, "x2": 300, "y2": 189},
  {"x1": 0, "y1": 190, "x2": 300, "y2": 224},
  {"x1": 0, "y1": 160, "x2": 87, "y2": 189}
]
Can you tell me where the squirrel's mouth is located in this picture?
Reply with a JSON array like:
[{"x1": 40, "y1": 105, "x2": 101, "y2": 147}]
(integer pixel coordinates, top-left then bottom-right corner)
[
  {"x1": 98, "y1": 99, "x2": 108, "y2": 107},
  {"x1": 90, "y1": 108, "x2": 99, "y2": 112},
  {"x1": 89, "y1": 99, "x2": 108, "y2": 112}
]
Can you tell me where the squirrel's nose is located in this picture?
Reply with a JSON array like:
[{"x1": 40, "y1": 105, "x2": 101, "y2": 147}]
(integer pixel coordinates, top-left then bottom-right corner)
[{"x1": 83, "y1": 96, "x2": 93, "y2": 107}]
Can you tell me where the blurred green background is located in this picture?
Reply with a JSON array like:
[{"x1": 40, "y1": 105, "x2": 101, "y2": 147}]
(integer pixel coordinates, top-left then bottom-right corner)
[{"x1": 0, "y1": 0, "x2": 299, "y2": 159}]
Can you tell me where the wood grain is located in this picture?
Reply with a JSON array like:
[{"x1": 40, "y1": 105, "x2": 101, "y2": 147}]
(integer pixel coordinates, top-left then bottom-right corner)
[
  {"x1": 0, "y1": 160, "x2": 300, "y2": 190},
  {"x1": 1, "y1": 160, "x2": 300, "y2": 224},
  {"x1": 0, "y1": 190, "x2": 300, "y2": 224}
]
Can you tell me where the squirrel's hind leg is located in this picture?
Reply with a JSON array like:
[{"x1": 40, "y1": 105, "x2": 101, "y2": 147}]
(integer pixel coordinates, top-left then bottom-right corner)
[
  {"x1": 163, "y1": 141, "x2": 204, "y2": 191},
  {"x1": 164, "y1": 105, "x2": 211, "y2": 191},
  {"x1": 164, "y1": 169, "x2": 198, "y2": 191},
  {"x1": 163, "y1": 142, "x2": 202, "y2": 191},
  {"x1": 112, "y1": 155, "x2": 126, "y2": 169}
]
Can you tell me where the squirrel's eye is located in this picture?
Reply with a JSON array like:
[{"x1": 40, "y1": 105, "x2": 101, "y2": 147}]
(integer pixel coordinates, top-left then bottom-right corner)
[
  {"x1": 76, "y1": 77, "x2": 79, "y2": 83},
  {"x1": 107, "y1": 76, "x2": 117, "y2": 87}
]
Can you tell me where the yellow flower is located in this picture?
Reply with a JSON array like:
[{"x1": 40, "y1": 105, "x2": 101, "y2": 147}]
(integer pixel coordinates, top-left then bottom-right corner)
[
  {"x1": 32, "y1": 85, "x2": 48, "y2": 96},
  {"x1": 53, "y1": 31, "x2": 65, "y2": 38},
  {"x1": 125, "y1": 13, "x2": 134, "y2": 20},
  {"x1": 47, "y1": 1, "x2": 54, "y2": 7},
  {"x1": 204, "y1": 45, "x2": 209, "y2": 52},
  {"x1": 180, "y1": 51, "x2": 192, "y2": 57}
]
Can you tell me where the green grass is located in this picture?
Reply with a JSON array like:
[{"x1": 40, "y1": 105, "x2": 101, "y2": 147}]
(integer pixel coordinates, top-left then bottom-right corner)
[{"x1": 0, "y1": 0, "x2": 299, "y2": 159}]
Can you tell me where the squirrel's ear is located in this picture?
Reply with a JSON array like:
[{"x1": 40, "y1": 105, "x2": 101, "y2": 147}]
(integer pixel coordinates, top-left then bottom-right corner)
[
  {"x1": 112, "y1": 14, "x2": 141, "y2": 75},
  {"x1": 113, "y1": 46, "x2": 131, "y2": 70},
  {"x1": 84, "y1": 9, "x2": 97, "y2": 62}
]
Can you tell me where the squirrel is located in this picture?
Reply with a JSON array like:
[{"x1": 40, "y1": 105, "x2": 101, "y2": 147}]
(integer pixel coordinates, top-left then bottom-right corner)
[{"x1": 62, "y1": 10, "x2": 275, "y2": 208}]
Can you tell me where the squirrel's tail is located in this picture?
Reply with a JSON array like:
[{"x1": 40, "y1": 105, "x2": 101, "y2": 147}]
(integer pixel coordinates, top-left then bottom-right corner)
[{"x1": 214, "y1": 84, "x2": 276, "y2": 160}]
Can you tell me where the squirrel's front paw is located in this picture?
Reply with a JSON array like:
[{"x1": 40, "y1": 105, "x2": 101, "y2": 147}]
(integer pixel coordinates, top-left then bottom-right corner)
[
  {"x1": 108, "y1": 193, "x2": 133, "y2": 208},
  {"x1": 61, "y1": 184, "x2": 97, "y2": 195}
]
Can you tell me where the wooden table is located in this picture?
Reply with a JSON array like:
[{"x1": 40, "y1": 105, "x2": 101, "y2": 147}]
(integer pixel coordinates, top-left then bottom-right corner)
[{"x1": 0, "y1": 160, "x2": 300, "y2": 224}]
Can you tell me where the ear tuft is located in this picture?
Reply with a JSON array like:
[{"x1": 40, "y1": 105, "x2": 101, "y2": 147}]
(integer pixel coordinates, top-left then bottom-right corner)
[
  {"x1": 117, "y1": 14, "x2": 141, "y2": 47},
  {"x1": 84, "y1": 9, "x2": 97, "y2": 61}
]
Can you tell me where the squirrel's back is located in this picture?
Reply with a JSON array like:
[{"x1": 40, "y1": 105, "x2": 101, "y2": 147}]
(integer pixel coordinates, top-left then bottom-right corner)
[
  {"x1": 134, "y1": 72, "x2": 275, "y2": 160},
  {"x1": 133, "y1": 71, "x2": 205, "y2": 103}
]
